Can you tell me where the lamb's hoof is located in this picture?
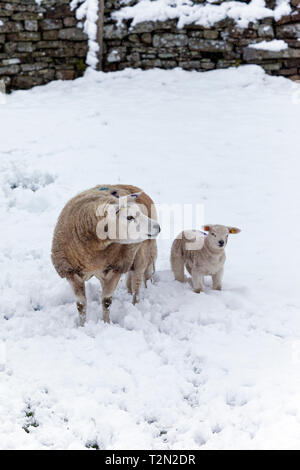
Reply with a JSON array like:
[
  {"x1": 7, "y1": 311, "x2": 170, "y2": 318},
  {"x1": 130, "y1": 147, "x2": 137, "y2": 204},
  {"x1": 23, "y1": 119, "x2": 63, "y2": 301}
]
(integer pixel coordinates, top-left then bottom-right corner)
[
  {"x1": 77, "y1": 315, "x2": 86, "y2": 327},
  {"x1": 102, "y1": 314, "x2": 110, "y2": 324},
  {"x1": 132, "y1": 295, "x2": 139, "y2": 305},
  {"x1": 213, "y1": 286, "x2": 222, "y2": 291}
]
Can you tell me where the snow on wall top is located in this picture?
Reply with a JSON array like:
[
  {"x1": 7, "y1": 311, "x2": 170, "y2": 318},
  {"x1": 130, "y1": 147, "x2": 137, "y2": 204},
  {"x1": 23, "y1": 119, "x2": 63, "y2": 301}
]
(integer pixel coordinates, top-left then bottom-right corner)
[{"x1": 113, "y1": 0, "x2": 292, "y2": 29}]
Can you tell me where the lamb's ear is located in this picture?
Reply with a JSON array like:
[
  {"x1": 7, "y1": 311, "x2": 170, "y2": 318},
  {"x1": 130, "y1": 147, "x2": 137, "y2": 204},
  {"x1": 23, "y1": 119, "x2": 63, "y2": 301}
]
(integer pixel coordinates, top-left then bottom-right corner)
[
  {"x1": 203, "y1": 225, "x2": 212, "y2": 232},
  {"x1": 228, "y1": 227, "x2": 241, "y2": 234}
]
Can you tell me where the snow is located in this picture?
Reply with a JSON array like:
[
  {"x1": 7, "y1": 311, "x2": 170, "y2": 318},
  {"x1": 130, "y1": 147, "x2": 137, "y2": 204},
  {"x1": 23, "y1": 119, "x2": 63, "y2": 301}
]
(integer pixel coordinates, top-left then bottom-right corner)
[
  {"x1": 70, "y1": 0, "x2": 99, "y2": 68},
  {"x1": 0, "y1": 65, "x2": 300, "y2": 449},
  {"x1": 113, "y1": 0, "x2": 292, "y2": 29},
  {"x1": 249, "y1": 39, "x2": 288, "y2": 50}
]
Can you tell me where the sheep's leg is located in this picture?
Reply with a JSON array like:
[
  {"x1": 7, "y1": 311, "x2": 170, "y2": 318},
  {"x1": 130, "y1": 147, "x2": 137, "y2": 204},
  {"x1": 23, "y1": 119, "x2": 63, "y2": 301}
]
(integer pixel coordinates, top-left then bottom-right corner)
[
  {"x1": 69, "y1": 275, "x2": 87, "y2": 327},
  {"x1": 144, "y1": 262, "x2": 154, "y2": 288},
  {"x1": 192, "y1": 269, "x2": 204, "y2": 294},
  {"x1": 126, "y1": 271, "x2": 133, "y2": 294},
  {"x1": 212, "y1": 267, "x2": 224, "y2": 291},
  {"x1": 131, "y1": 270, "x2": 143, "y2": 305},
  {"x1": 100, "y1": 272, "x2": 121, "y2": 324},
  {"x1": 171, "y1": 242, "x2": 185, "y2": 282}
]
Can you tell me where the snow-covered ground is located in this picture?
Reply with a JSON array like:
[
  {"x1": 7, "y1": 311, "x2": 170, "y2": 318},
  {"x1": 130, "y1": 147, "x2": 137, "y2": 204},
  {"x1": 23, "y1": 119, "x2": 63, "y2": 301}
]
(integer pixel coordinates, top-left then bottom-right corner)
[{"x1": 0, "y1": 65, "x2": 300, "y2": 450}]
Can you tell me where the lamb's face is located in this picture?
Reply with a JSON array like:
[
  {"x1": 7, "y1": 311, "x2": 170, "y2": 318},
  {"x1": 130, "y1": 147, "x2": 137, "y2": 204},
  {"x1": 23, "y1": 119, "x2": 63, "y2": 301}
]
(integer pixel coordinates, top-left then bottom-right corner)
[
  {"x1": 204, "y1": 224, "x2": 241, "y2": 250},
  {"x1": 116, "y1": 201, "x2": 160, "y2": 244}
]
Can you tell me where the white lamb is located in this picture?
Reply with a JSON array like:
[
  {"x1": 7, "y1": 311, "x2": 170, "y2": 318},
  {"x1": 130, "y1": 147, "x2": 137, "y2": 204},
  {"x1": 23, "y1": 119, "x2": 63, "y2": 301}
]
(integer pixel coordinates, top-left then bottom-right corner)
[{"x1": 170, "y1": 225, "x2": 241, "y2": 293}]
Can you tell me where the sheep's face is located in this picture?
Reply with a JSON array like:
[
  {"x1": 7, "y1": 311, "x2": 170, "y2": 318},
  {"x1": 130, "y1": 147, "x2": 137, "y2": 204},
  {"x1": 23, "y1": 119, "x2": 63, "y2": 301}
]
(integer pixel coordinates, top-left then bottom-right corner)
[
  {"x1": 204, "y1": 224, "x2": 241, "y2": 250},
  {"x1": 116, "y1": 200, "x2": 160, "y2": 244},
  {"x1": 97, "y1": 193, "x2": 160, "y2": 244}
]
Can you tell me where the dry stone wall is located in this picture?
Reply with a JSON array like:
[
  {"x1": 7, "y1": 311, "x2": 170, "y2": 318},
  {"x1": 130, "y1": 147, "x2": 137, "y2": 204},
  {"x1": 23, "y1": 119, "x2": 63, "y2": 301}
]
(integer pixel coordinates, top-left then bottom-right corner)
[
  {"x1": 103, "y1": 0, "x2": 300, "y2": 80},
  {"x1": 1, "y1": 1, "x2": 300, "y2": 91},
  {"x1": 0, "y1": 0, "x2": 88, "y2": 91}
]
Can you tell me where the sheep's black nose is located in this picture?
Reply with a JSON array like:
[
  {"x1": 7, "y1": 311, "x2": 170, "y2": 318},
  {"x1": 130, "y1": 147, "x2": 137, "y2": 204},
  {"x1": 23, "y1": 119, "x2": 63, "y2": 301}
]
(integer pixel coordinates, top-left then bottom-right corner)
[{"x1": 219, "y1": 240, "x2": 224, "y2": 246}]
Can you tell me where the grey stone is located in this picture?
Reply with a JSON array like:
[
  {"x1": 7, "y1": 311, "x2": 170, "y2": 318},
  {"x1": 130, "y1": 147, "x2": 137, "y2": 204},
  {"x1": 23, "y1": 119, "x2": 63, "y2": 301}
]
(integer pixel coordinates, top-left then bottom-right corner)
[
  {"x1": 17, "y1": 42, "x2": 35, "y2": 52},
  {"x1": 107, "y1": 47, "x2": 126, "y2": 63},
  {"x1": 126, "y1": 52, "x2": 140, "y2": 62},
  {"x1": 160, "y1": 60, "x2": 177, "y2": 69},
  {"x1": 258, "y1": 24, "x2": 274, "y2": 39},
  {"x1": 0, "y1": 64, "x2": 20, "y2": 75},
  {"x1": 153, "y1": 34, "x2": 188, "y2": 48},
  {"x1": 36, "y1": 40, "x2": 64, "y2": 49},
  {"x1": 200, "y1": 59, "x2": 215, "y2": 70},
  {"x1": 276, "y1": 23, "x2": 300, "y2": 39},
  {"x1": 261, "y1": 63, "x2": 282, "y2": 71},
  {"x1": 25, "y1": 20, "x2": 38, "y2": 32},
  {"x1": 158, "y1": 51, "x2": 177, "y2": 59},
  {"x1": 43, "y1": 30, "x2": 59, "y2": 40},
  {"x1": 0, "y1": 21, "x2": 23, "y2": 33},
  {"x1": 203, "y1": 30, "x2": 219, "y2": 39},
  {"x1": 11, "y1": 12, "x2": 42, "y2": 20},
  {"x1": 16, "y1": 32, "x2": 41, "y2": 41},
  {"x1": 141, "y1": 33, "x2": 152, "y2": 44},
  {"x1": 63, "y1": 17, "x2": 77, "y2": 27},
  {"x1": 189, "y1": 38, "x2": 233, "y2": 52},
  {"x1": 103, "y1": 24, "x2": 127, "y2": 39},
  {"x1": 1, "y1": 58, "x2": 20, "y2": 65},
  {"x1": 130, "y1": 21, "x2": 156, "y2": 34},
  {"x1": 243, "y1": 46, "x2": 300, "y2": 60},
  {"x1": 58, "y1": 28, "x2": 87, "y2": 41},
  {"x1": 179, "y1": 60, "x2": 201, "y2": 70},
  {"x1": 41, "y1": 19, "x2": 63, "y2": 30},
  {"x1": 21, "y1": 62, "x2": 49, "y2": 72},
  {"x1": 12, "y1": 75, "x2": 44, "y2": 89},
  {"x1": 4, "y1": 42, "x2": 17, "y2": 54}
]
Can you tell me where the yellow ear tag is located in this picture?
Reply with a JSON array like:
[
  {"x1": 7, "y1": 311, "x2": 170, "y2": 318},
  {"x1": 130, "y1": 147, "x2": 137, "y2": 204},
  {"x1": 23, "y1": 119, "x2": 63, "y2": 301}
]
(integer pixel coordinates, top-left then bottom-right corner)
[{"x1": 229, "y1": 229, "x2": 236, "y2": 234}]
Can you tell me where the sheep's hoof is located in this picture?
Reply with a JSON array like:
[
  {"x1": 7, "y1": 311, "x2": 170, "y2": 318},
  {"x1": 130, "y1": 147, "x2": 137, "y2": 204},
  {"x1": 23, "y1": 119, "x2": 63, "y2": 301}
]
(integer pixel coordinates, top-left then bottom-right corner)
[
  {"x1": 132, "y1": 294, "x2": 139, "y2": 305},
  {"x1": 193, "y1": 288, "x2": 202, "y2": 294},
  {"x1": 102, "y1": 313, "x2": 110, "y2": 324},
  {"x1": 213, "y1": 286, "x2": 222, "y2": 291},
  {"x1": 76, "y1": 302, "x2": 86, "y2": 326}
]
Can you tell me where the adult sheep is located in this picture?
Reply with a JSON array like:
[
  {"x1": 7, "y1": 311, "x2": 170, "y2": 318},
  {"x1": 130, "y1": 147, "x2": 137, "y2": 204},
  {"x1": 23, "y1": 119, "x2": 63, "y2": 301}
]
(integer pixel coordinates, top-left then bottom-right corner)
[{"x1": 51, "y1": 184, "x2": 160, "y2": 325}]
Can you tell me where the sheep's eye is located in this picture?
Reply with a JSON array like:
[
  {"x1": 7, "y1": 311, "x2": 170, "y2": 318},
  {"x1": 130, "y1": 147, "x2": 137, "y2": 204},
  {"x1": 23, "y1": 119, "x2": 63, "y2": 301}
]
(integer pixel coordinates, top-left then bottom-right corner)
[
  {"x1": 211, "y1": 233, "x2": 216, "y2": 237},
  {"x1": 127, "y1": 216, "x2": 134, "y2": 221}
]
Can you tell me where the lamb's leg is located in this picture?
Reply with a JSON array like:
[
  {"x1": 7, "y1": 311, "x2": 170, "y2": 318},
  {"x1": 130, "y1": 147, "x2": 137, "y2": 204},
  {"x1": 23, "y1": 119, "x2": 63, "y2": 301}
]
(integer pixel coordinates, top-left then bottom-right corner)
[
  {"x1": 192, "y1": 269, "x2": 204, "y2": 294},
  {"x1": 100, "y1": 272, "x2": 121, "y2": 324},
  {"x1": 69, "y1": 274, "x2": 87, "y2": 327},
  {"x1": 212, "y1": 267, "x2": 224, "y2": 291},
  {"x1": 170, "y1": 240, "x2": 185, "y2": 282}
]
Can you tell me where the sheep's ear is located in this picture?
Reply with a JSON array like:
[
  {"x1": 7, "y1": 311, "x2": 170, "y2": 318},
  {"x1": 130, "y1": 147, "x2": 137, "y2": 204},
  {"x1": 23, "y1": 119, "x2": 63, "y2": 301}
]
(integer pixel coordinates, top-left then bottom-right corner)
[
  {"x1": 203, "y1": 225, "x2": 211, "y2": 232},
  {"x1": 128, "y1": 191, "x2": 142, "y2": 200},
  {"x1": 228, "y1": 227, "x2": 241, "y2": 234},
  {"x1": 118, "y1": 192, "x2": 142, "y2": 205}
]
